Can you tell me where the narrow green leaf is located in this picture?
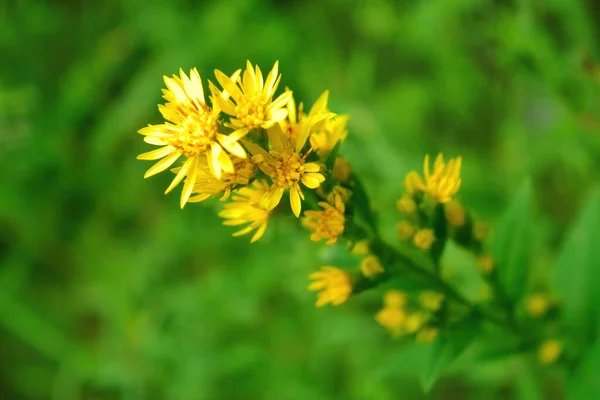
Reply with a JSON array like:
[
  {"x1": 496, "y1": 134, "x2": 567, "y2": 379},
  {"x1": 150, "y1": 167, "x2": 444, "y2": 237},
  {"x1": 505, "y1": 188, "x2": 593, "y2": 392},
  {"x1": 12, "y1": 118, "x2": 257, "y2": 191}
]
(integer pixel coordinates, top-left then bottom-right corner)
[
  {"x1": 553, "y1": 187, "x2": 600, "y2": 340},
  {"x1": 421, "y1": 314, "x2": 481, "y2": 392},
  {"x1": 491, "y1": 180, "x2": 534, "y2": 302},
  {"x1": 351, "y1": 175, "x2": 378, "y2": 233},
  {"x1": 568, "y1": 339, "x2": 600, "y2": 399}
]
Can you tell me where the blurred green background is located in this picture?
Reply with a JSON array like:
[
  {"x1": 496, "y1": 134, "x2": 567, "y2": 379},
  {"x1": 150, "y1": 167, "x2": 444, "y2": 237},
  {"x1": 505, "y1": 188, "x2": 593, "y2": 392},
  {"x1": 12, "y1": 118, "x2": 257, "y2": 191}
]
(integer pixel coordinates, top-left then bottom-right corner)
[{"x1": 2, "y1": 0, "x2": 600, "y2": 399}]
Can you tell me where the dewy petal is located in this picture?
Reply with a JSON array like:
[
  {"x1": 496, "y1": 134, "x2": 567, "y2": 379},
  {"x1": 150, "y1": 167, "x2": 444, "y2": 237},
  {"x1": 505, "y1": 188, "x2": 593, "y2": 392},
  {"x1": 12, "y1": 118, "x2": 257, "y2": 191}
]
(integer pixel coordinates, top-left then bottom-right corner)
[
  {"x1": 290, "y1": 187, "x2": 302, "y2": 218},
  {"x1": 144, "y1": 152, "x2": 181, "y2": 178},
  {"x1": 165, "y1": 156, "x2": 194, "y2": 194},
  {"x1": 180, "y1": 157, "x2": 198, "y2": 208},
  {"x1": 137, "y1": 145, "x2": 176, "y2": 160}
]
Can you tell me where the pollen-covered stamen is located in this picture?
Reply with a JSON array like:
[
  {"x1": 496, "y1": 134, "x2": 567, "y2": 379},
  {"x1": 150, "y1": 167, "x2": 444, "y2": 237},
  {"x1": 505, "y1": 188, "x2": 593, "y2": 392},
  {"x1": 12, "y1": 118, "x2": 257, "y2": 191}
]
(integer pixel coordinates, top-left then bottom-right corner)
[
  {"x1": 169, "y1": 107, "x2": 219, "y2": 157},
  {"x1": 272, "y1": 151, "x2": 304, "y2": 189},
  {"x1": 236, "y1": 94, "x2": 267, "y2": 129}
]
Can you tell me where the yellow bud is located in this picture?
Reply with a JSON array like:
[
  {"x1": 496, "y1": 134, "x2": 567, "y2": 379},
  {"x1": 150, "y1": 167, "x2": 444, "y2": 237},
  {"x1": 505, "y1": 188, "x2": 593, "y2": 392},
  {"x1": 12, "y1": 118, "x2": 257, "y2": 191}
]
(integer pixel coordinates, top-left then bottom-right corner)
[
  {"x1": 375, "y1": 307, "x2": 406, "y2": 336},
  {"x1": 332, "y1": 157, "x2": 352, "y2": 183},
  {"x1": 477, "y1": 254, "x2": 495, "y2": 274},
  {"x1": 397, "y1": 194, "x2": 417, "y2": 215},
  {"x1": 404, "y1": 313, "x2": 425, "y2": 334},
  {"x1": 350, "y1": 240, "x2": 370, "y2": 256},
  {"x1": 419, "y1": 291, "x2": 444, "y2": 311},
  {"x1": 473, "y1": 222, "x2": 489, "y2": 241},
  {"x1": 526, "y1": 293, "x2": 550, "y2": 318},
  {"x1": 397, "y1": 221, "x2": 415, "y2": 241},
  {"x1": 538, "y1": 340, "x2": 562, "y2": 365},
  {"x1": 360, "y1": 255, "x2": 384, "y2": 278},
  {"x1": 383, "y1": 290, "x2": 407, "y2": 308},
  {"x1": 413, "y1": 229, "x2": 435, "y2": 250},
  {"x1": 445, "y1": 201, "x2": 465, "y2": 227},
  {"x1": 416, "y1": 327, "x2": 439, "y2": 343}
]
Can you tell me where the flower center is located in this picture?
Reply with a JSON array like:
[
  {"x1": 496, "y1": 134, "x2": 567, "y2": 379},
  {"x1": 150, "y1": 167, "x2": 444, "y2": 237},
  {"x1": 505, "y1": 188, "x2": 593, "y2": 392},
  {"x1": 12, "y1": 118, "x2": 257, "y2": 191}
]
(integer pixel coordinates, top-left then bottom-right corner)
[
  {"x1": 272, "y1": 151, "x2": 304, "y2": 189},
  {"x1": 170, "y1": 106, "x2": 218, "y2": 157},
  {"x1": 314, "y1": 206, "x2": 345, "y2": 239},
  {"x1": 235, "y1": 95, "x2": 267, "y2": 129}
]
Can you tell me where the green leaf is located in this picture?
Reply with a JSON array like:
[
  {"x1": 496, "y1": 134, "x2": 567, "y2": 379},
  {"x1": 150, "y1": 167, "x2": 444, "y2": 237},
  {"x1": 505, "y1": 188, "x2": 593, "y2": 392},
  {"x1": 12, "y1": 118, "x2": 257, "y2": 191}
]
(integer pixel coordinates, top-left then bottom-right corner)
[
  {"x1": 553, "y1": 187, "x2": 600, "y2": 340},
  {"x1": 421, "y1": 314, "x2": 481, "y2": 392},
  {"x1": 491, "y1": 180, "x2": 534, "y2": 303},
  {"x1": 351, "y1": 175, "x2": 378, "y2": 233},
  {"x1": 569, "y1": 339, "x2": 600, "y2": 399}
]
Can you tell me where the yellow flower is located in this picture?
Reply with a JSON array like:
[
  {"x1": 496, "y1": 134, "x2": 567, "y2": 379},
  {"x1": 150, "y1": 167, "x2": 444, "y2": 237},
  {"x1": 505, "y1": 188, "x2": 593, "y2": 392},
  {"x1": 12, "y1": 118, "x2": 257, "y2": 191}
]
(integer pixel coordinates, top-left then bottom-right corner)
[
  {"x1": 397, "y1": 221, "x2": 415, "y2": 241},
  {"x1": 211, "y1": 61, "x2": 292, "y2": 137},
  {"x1": 303, "y1": 194, "x2": 345, "y2": 245},
  {"x1": 360, "y1": 255, "x2": 384, "y2": 278},
  {"x1": 416, "y1": 327, "x2": 439, "y2": 343},
  {"x1": 375, "y1": 306, "x2": 406, "y2": 336},
  {"x1": 526, "y1": 293, "x2": 551, "y2": 318},
  {"x1": 280, "y1": 89, "x2": 331, "y2": 142},
  {"x1": 185, "y1": 157, "x2": 255, "y2": 203},
  {"x1": 404, "y1": 313, "x2": 425, "y2": 334},
  {"x1": 332, "y1": 157, "x2": 352, "y2": 183},
  {"x1": 404, "y1": 154, "x2": 462, "y2": 204},
  {"x1": 445, "y1": 200, "x2": 465, "y2": 227},
  {"x1": 244, "y1": 123, "x2": 326, "y2": 217},
  {"x1": 137, "y1": 68, "x2": 247, "y2": 208},
  {"x1": 397, "y1": 194, "x2": 417, "y2": 215},
  {"x1": 538, "y1": 340, "x2": 562, "y2": 365},
  {"x1": 419, "y1": 291, "x2": 444, "y2": 311},
  {"x1": 384, "y1": 290, "x2": 407, "y2": 307},
  {"x1": 477, "y1": 254, "x2": 495, "y2": 274},
  {"x1": 413, "y1": 228, "x2": 435, "y2": 250},
  {"x1": 218, "y1": 180, "x2": 270, "y2": 242},
  {"x1": 350, "y1": 240, "x2": 370, "y2": 256},
  {"x1": 308, "y1": 267, "x2": 352, "y2": 307}
]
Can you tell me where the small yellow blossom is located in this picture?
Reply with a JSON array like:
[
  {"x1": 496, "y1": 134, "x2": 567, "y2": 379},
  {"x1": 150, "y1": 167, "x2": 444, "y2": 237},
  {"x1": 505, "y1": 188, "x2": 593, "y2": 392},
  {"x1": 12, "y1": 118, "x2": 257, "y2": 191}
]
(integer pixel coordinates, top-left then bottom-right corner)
[
  {"x1": 137, "y1": 68, "x2": 247, "y2": 208},
  {"x1": 211, "y1": 61, "x2": 292, "y2": 139},
  {"x1": 244, "y1": 123, "x2": 326, "y2": 217},
  {"x1": 218, "y1": 180, "x2": 270, "y2": 242},
  {"x1": 413, "y1": 228, "x2": 435, "y2": 250},
  {"x1": 416, "y1": 327, "x2": 439, "y2": 343},
  {"x1": 330, "y1": 185, "x2": 351, "y2": 203},
  {"x1": 384, "y1": 290, "x2": 407, "y2": 307},
  {"x1": 419, "y1": 291, "x2": 444, "y2": 311},
  {"x1": 360, "y1": 255, "x2": 384, "y2": 278},
  {"x1": 445, "y1": 201, "x2": 466, "y2": 227},
  {"x1": 375, "y1": 306, "x2": 406, "y2": 336},
  {"x1": 538, "y1": 340, "x2": 562, "y2": 365},
  {"x1": 303, "y1": 194, "x2": 345, "y2": 245},
  {"x1": 186, "y1": 157, "x2": 255, "y2": 203},
  {"x1": 397, "y1": 194, "x2": 417, "y2": 215},
  {"x1": 526, "y1": 293, "x2": 551, "y2": 318},
  {"x1": 332, "y1": 157, "x2": 352, "y2": 183},
  {"x1": 350, "y1": 240, "x2": 370, "y2": 256},
  {"x1": 477, "y1": 254, "x2": 495, "y2": 274},
  {"x1": 404, "y1": 154, "x2": 462, "y2": 204},
  {"x1": 404, "y1": 313, "x2": 425, "y2": 334},
  {"x1": 397, "y1": 221, "x2": 415, "y2": 241},
  {"x1": 280, "y1": 90, "x2": 333, "y2": 144},
  {"x1": 308, "y1": 267, "x2": 352, "y2": 307}
]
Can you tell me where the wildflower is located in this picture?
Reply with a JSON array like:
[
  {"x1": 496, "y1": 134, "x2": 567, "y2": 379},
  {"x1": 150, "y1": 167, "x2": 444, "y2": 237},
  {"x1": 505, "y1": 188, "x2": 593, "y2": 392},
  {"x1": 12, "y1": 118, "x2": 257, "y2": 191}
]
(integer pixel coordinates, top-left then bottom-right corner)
[
  {"x1": 186, "y1": 157, "x2": 255, "y2": 203},
  {"x1": 526, "y1": 293, "x2": 551, "y2": 318},
  {"x1": 416, "y1": 327, "x2": 439, "y2": 343},
  {"x1": 384, "y1": 290, "x2": 407, "y2": 307},
  {"x1": 218, "y1": 180, "x2": 270, "y2": 242},
  {"x1": 244, "y1": 122, "x2": 326, "y2": 217},
  {"x1": 397, "y1": 194, "x2": 417, "y2": 215},
  {"x1": 413, "y1": 228, "x2": 435, "y2": 250},
  {"x1": 404, "y1": 154, "x2": 462, "y2": 204},
  {"x1": 445, "y1": 200, "x2": 465, "y2": 227},
  {"x1": 308, "y1": 267, "x2": 352, "y2": 307},
  {"x1": 280, "y1": 90, "x2": 332, "y2": 145},
  {"x1": 137, "y1": 68, "x2": 247, "y2": 207},
  {"x1": 303, "y1": 194, "x2": 345, "y2": 245},
  {"x1": 404, "y1": 313, "x2": 425, "y2": 334},
  {"x1": 211, "y1": 61, "x2": 292, "y2": 138},
  {"x1": 419, "y1": 291, "x2": 444, "y2": 311},
  {"x1": 397, "y1": 221, "x2": 415, "y2": 241},
  {"x1": 477, "y1": 254, "x2": 495, "y2": 274},
  {"x1": 538, "y1": 340, "x2": 562, "y2": 365},
  {"x1": 310, "y1": 114, "x2": 349, "y2": 158},
  {"x1": 350, "y1": 240, "x2": 370, "y2": 256},
  {"x1": 330, "y1": 185, "x2": 351, "y2": 203},
  {"x1": 332, "y1": 157, "x2": 352, "y2": 183},
  {"x1": 375, "y1": 305, "x2": 406, "y2": 336},
  {"x1": 360, "y1": 255, "x2": 384, "y2": 278}
]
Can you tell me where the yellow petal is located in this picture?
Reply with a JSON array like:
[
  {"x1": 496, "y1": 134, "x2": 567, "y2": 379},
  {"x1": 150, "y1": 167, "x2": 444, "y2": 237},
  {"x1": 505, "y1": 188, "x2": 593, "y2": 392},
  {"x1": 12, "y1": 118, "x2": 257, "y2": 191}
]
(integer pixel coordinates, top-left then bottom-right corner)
[
  {"x1": 251, "y1": 223, "x2": 268, "y2": 243},
  {"x1": 303, "y1": 163, "x2": 321, "y2": 173},
  {"x1": 180, "y1": 158, "x2": 198, "y2": 208},
  {"x1": 264, "y1": 61, "x2": 279, "y2": 98},
  {"x1": 217, "y1": 146, "x2": 234, "y2": 173},
  {"x1": 144, "y1": 152, "x2": 181, "y2": 178},
  {"x1": 163, "y1": 76, "x2": 188, "y2": 104},
  {"x1": 165, "y1": 156, "x2": 194, "y2": 194},
  {"x1": 301, "y1": 173, "x2": 325, "y2": 189},
  {"x1": 309, "y1": 90, "x2": 329, "y2": 116},
  {"x1": 137, "y1": 146, "x2": 176, "y2": 160},
  {"x1": 290, "y1": 187, "x2": 301, "y2": 217},
  {"x1": 187, "y1": 68, "x2": 205, "y2": 104},
  {"x1": 214, "y1": 69, "x2": 243, "y2": 100},
  {"x1": 218, "y1": 134, "x2": 247, "y2": 159},
  {"x1": 209, "y1": 145, "x2": 223, "y2": 179}
]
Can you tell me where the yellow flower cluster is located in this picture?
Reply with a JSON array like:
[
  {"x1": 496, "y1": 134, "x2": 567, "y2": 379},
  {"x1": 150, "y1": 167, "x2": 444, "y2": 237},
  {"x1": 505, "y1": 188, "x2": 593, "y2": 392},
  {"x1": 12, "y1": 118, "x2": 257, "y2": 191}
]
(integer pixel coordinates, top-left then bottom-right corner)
[
  {"x1": 375, "y1": 290, "x2": 443, "y2": 341},
  {"x1": 137, "y1": 61, "x2": 350, "y2": 242},
  {"x1": 308, "y1": 267, "x2": 352, "y2": 307}
]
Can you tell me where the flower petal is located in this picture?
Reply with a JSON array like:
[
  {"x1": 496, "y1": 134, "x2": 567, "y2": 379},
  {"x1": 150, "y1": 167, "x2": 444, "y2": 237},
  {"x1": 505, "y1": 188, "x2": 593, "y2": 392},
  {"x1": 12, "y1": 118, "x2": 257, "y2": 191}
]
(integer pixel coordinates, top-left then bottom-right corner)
[
  {"x1": 165, "y1": 156, "x2": 195, "y2": 194},
  {"x1": 290, "y1": 187, "x2": 302, "y2": 217},
  {"x1": 137, "y1": 146, "x2": 176, "y2": 160},
  {"x1": 144, "y1": 152, "x2": 181, "y2": 178}
]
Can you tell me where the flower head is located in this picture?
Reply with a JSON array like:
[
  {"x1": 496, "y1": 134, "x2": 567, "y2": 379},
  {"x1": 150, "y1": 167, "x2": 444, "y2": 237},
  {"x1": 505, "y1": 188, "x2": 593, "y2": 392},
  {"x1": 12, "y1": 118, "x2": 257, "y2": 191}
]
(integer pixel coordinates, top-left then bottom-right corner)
[
  {"x1": 183, "y1": 157, "x2": 255, "y2": 203},
  {"x1": 538, "y1": 340, "x2": 562, "y2": 365},
  {"x1": 211, "y1": 61, "x2": 292, "y2": 138},
  {"x1": 445, "y1": 200, "x2": 466, "y2": 227},
  {"x1": 303, "y1": 194, "x2": 345, "y2": 245},
  {"x1": 360, "y1": 255, "x2": 384, "y2": 278},
  {"x1": 413, "y1": 228, "x2": 435, "y2": 250},
  {"x1": 375, "y1": 290, "x2": 408, "y2": 336},
  {"x1": 526, "y1": 293, "x2": 551, "y2": 318},
  {"x1": 244, "y1": 123, "x2": 326, "y2": 217},
  {"x1": 137, "y1": 68, "x2": 246, "y2": 208},
  {"x1": 218, "y1": 180, "x2": 271, "y2": 242},
  {"x1": 397, "y1": 194, "x2": 417, "y2": 215},
  {"x1": 308, "y1": 267, "x2": 352, "y2": 307},
  {"x1": 397, "y1": 221, "x2": 415, "y2": 241},
  {"x1": 404, "y1": 153, "x2": 462, "y2": 204}
]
